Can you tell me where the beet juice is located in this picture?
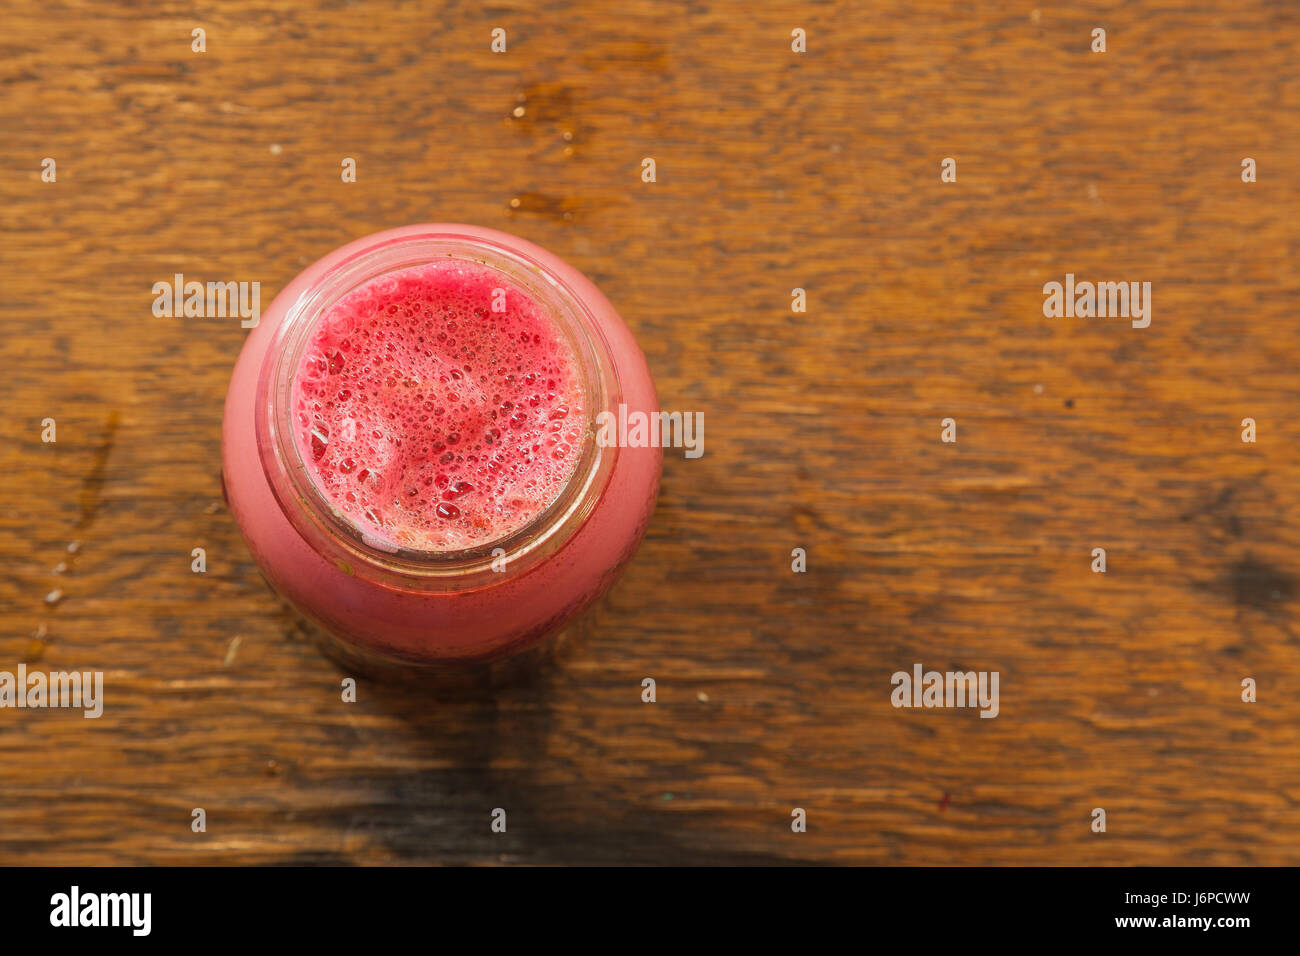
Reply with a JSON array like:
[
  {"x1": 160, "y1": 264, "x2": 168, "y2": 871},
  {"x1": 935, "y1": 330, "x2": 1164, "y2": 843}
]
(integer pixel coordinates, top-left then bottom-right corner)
[
  {"x1": 221, "y1": 225, "x2": 661, "y2": 670},
  {"x1": 292, "y1": 259, "x2": 589, "y2": 553}
]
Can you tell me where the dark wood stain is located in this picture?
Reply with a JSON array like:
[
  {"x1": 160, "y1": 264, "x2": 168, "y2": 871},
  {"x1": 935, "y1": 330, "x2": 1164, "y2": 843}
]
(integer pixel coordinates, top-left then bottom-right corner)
[
  {"x1": 1229, "y1": 554, "x2": 1295, "y2": 612},
  {"x1": 77, "y1": 411, "x2": 119, "y2": 530}
]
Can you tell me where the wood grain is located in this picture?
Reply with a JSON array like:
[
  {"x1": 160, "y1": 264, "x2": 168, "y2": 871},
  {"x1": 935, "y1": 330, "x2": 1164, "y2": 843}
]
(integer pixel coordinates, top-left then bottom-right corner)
[{"x1": 1, "y1": 0, "x2": 1298, "y2": 865}]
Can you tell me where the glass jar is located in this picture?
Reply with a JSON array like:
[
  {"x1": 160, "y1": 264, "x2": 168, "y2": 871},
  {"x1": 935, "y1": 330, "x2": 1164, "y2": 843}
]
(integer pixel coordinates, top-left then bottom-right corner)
[{"x1": 221, "y1": 224, "x2": 661, "y2": 677}]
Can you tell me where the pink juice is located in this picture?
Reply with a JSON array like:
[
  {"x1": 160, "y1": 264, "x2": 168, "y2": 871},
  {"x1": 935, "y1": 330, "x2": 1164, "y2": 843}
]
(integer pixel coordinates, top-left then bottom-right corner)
[
  {"x1": 291, "y1": 260, "x2": 587, "y2": 553},
  {"x1": 222, "y1": 225, "x2": 661, "y2": 669}
]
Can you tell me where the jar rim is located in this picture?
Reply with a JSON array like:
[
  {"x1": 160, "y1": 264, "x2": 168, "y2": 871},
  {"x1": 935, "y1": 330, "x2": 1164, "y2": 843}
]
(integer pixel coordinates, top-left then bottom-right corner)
[{"x1": 254, "y1": 228, "x2": 621, "y2": 586}]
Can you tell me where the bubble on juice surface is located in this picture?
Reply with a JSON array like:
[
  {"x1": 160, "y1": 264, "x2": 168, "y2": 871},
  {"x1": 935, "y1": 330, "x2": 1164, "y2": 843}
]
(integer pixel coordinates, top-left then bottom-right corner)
[{"x1": 291, "y1": 259, "x2": 587, "y2": 551}]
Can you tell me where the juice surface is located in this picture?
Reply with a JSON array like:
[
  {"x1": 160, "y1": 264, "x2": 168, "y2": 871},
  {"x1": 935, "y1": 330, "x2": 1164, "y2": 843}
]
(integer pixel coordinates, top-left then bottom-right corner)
[{"x1": 291, "y1": 260, "x2": 587, "y2": 551}]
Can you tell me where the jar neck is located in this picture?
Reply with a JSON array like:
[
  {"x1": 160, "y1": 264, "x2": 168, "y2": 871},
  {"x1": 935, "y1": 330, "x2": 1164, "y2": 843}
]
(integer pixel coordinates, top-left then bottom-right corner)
[{"x1": 254, "y1": 230, "x2": 621, "y2": 590}]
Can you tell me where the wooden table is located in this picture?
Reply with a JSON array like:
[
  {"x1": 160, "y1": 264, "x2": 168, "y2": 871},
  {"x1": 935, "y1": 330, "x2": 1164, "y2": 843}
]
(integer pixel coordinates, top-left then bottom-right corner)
[{"x1": 2, "y1": 0, "x2": 1297, "y2": 865}]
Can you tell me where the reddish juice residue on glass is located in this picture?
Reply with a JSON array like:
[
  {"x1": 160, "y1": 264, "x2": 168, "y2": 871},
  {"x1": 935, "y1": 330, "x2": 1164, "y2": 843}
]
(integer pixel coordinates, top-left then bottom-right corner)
[{"x1": 291, "y1": 260, "x2": 587, "y2": 551}]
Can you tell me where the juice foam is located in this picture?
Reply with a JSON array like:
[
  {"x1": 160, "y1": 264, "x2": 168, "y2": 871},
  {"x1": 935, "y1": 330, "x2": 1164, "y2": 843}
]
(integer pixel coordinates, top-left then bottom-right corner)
[{"x1": 291, "y1": 260, "x2": 587, "y2": 551}]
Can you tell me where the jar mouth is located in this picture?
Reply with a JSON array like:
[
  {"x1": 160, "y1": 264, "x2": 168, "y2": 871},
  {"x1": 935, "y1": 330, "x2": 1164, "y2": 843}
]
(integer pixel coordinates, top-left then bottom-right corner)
[{"x1": 255, "y1": 229, "x2": 621, "y2": 584}]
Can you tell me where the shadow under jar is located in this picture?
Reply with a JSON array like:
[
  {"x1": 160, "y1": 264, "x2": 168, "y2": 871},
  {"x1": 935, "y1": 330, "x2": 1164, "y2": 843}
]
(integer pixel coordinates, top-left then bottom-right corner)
[{"x1": 222, "y1": 224, "x2": 661, "y2": 678}]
